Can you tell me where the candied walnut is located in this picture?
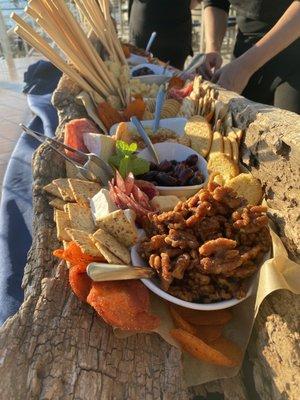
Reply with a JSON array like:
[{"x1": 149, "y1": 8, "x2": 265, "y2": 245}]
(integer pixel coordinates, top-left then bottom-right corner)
[
  {"x1": 199, "y1": 238, "x2": 237, "y2": 256},
  {"x1": 240, "y1": 244, "x2": 263, "y2": 263},
  {"x1": 199, "y1": 238, "x2": 242, "y2": 274},
  {"x1": 161, "y1": 252, "x2": 173, "y2": 290},
  {"x1": 172, "y1": 254, "x2": 191, "y2": 279},
  {"x1": 232, "y1": 205, "x2": 268, "y2": 233},
  {"x1": 139, "y1": 234, "x2": 167, "y2": 256},
  {"x1": 185, "y1": 202, "x2": 211, "y2": 227},
  {"x1": 212, "y1": 186, "x2": 245, "y2": 209},
  {"x1": 149, "y1": 254, "x2": 161, "y2": 270},
  {"x1": 194, "y1": 216, "x2": 226, "y2": 242},
  {"x1": 165, "y1": 248, "x2": 184, "y2": 258},
  {"x1": 165, "y1": 229, "x2": 199, "y2": 249},
  {"x1": 228, "y1": 262, "x2": 258, "y2": 279},
  {"x1": 187, "y1": 270, "x2": 211, "y2": 287},
  {"x1": 150, "y1": 234, "x2": 167, "y2": 250}
]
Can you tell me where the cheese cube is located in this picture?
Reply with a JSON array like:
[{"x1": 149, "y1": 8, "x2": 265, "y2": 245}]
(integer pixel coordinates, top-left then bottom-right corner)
[{"x1": 90, "y1": 189, "x2": 117, "y2": 224}]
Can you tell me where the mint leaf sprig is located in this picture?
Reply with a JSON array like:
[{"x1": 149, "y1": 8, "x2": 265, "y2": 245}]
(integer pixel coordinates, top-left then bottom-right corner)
[{"x1": 109, "y1": 140, "x2": 150, "y2": 178}]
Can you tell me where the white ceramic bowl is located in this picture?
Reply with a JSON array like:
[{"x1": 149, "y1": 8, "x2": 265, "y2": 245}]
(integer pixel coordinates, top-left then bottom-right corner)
[
  {"x1": 131, "y1": 245, "x2": 260, "y2": 310},
  {"x1": 110, "y1": 117, "x2": 187, "y2": 137},
  {"x1": 131, "y1": 63, "x2": 173, "y2": 85},
  {"x1": 138, "y1": 142, "x2": 208, "y2": 198}
]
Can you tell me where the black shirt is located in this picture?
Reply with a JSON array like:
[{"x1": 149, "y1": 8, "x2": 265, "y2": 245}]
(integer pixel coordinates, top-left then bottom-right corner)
[
  {"x1": 129, "y1": 0, "x2": 192, "y2": 67},
  {"x1": 203, "y1": 0, "x2": 295, "y2": 35}
]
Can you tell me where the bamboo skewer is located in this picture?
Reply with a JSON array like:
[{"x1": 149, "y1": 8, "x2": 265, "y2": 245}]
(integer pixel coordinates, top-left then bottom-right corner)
[
  {"x1": 13, "y1": 25, "x2": 102, "y2": 104},
  {"x1": 13, "y1": 0, "x2": 129, "y2": 107}
]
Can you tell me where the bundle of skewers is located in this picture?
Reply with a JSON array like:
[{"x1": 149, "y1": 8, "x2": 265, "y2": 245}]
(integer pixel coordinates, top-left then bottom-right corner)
[{"x1": 12, "y1": 0, "x2": 129, "y2": 108}]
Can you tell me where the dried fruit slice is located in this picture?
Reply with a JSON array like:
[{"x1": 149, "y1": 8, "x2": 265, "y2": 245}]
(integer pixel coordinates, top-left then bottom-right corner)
[
  {"x1": 123, "y1": 98, "x2": 146, "y2": 120},
  {"x1": 69, "y1": 264, "x2": 92, "y2": 302},
  {"x1": 53, "y1": 241, "x2": 102, "y2": 267},
  {"x1": 172, "y1": 305, "x2": 232, "y2": 326},
  {"x1": 170, "y1": 329, "x2": 242, "y2": 367},
  {"x1": 169, "y1": 306, "x2": 223, "y2": 343},
  {"x1": 87, "y1": 281, "x2": 160, "y2": 331},
  {"x1": 64, "y1": 118, "x2": 99, "y2": 161}
]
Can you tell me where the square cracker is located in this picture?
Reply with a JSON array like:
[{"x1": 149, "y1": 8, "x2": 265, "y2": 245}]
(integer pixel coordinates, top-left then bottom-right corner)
[
  {"x1": 91, "y1": 241, "x2": 123, "y2": 264},
  {"x1": 92, "y1": 228, "x2": 131, "y2": 264},
  {"x1": 44, "y1": 182, "x2": 62, "y2": 198},
  {"x1": 49, "y1": 198, "x2": 65, "y2": 211},
  {"x1": 66, "y1": 229, "x2": 102, "y2": 257},
  {"x1": 53, "y1": 178, "x2": 75, "y2": 202},
  {"x1": 68, "y1": 179, "x2": 101, "y2": 205},
  {"x1": 65, "y1": 203, "x2": 95, "y2": 233},
  {"x1": 54, "y1": 210, "x2": 72, "y2": 241},
  {"x1": 97, "y1": 209, "x2": 137, "y2": 247}
]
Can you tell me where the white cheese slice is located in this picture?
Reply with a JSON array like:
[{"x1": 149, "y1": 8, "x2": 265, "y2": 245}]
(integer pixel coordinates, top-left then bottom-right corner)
[
  {"x1": 83, "y1": 132, "x2": 116, "y2": 163},
  {"x1": 90, "y1": 188, "x2": 117, "y2": 224},
  {"x1": 123, "y1": 209, "x2": 136, "y2": 224}
]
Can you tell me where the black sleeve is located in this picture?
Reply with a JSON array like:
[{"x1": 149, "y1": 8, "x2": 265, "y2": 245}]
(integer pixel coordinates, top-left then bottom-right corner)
[{"x1": 203, "y1": 0, "x2": 230, "y2": 13}]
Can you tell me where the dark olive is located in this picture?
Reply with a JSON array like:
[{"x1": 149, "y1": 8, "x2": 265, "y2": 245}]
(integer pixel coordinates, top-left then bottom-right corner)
[
  {"x1": 178, "y1": 168, "x2": 194, "y2": 185},
  {"x1": 188, "y1": 172, "x2": 204, "y2": 185},
  {"x1": 156, "y1": 173, "x2": 178, "y2": 186},
  {"x1": 185, "y1": 154, "x2": 198, "y2": 166},
  {"x1": 158, "y1": 160, "x2": 173, "y2": 172},
  {"x1": 170, "y1": 160, "x2": 178, "y2": 166},
  {"x1": 132, "y1": 67, "x2": 155, "y2": 77},
  {"x1": 140, "y1": 171, "x2": 159, "y2": 180},
  {"x1": 173, "y1": 163, "x2": 186, "y2": 177},
  {"x1": 149, "y1": 161, "x2": 158, "y2": 171}
]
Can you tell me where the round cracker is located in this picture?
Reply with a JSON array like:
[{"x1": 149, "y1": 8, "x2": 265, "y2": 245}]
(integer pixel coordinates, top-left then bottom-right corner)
[
  {"x1": 207, "y1": 152, "x2": 239, "y2": 182},
  {"x1": 225, "y1": 173, "x2": 262, "y2": 205},
  {"x1": 184, "y1": 115, "x2": 213, "y2": 157}
]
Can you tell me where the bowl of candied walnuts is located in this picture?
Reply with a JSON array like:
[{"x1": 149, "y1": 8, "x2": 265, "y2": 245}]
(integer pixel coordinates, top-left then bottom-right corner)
[{"x1": 131, "y1": 181, "x2": 272, "y2": 310}]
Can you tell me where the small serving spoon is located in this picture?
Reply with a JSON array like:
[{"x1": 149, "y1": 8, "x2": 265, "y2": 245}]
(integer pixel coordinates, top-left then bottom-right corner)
[
  {"x1": 145, "y1": 31, "x2": 157, "y2": 53},
  {"x1": 130, "y1": 116, "x2": 160, "y2": 164},
  {"x1": 87, "y1": 262, "x2": 154, "y2": 281},
  {"x1": 152, "y1": 84, "x2": 166, "y2": 133}
]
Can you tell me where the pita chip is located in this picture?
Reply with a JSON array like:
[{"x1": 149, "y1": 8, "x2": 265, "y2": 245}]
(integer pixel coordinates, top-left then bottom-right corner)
[
  {"x1": 65, "y1": 203, "x2": 95, "y2": 233},
  {"x1": 92, "y1": 228, "x2": 131, "y2": 264},
  {"x1": 68, "y1": 179, "x2": 101, "y2": 205}
]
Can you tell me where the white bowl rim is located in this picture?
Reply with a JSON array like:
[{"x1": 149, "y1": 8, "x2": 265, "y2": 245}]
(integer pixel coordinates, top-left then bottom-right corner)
[{"x1": 131, "y1": 245, "x2": 269, "y2": 310}]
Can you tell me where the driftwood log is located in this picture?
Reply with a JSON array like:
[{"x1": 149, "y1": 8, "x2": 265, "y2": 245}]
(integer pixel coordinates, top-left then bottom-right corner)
[{"x1": 0, "y1": 76, "x2": 299, "y2": 400}]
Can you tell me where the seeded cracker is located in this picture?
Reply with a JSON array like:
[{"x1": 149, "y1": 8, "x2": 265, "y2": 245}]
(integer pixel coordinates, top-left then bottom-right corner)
[
  {"x1": 49, "y1": 198, "x2": 66, "y2": 211},
  {"x1": 65, "y1": 203, "x2": 95, "y2": 233},
  {"x1": 66, "y1": 228, "x2": 103, "y2": 257},
  {"x1": 68, "y1": 179, "x2": 101, "y2": 205},
  {"x1": 55, "y1": 210, "x2": 72, "y2": 241},
  {"x1": 92, "y1": 228, "x2": 131, "y2": 264},
  {"x1": 53, "y1": 178, "x2": 75, "y2": 201}
]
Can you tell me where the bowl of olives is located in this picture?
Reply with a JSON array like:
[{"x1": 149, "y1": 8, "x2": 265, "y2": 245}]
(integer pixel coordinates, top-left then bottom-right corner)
[
  {"x1": 137, "y1": 142, "x2": 208, "y2": 197},
  {"x1": 131, "y1": 63, "x2": 173, "y2": 86}
]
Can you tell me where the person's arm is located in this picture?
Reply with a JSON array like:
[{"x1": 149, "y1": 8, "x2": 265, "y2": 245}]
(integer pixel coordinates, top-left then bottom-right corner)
[
  {"x1": 199, "y1": 2, "x2": 229, "y2": 79},
  {"x1": 213, "y1": 1, "x2": 300, "y2": 93}
]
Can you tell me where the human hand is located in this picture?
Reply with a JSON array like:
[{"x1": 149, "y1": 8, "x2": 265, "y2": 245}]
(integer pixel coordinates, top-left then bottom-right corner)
[
  {"x1": 212, "y1": 59, "x2": 253, "y2": 94},
  {"x1": 198, "y1": 52, "x2": 223, "y2": 80}
]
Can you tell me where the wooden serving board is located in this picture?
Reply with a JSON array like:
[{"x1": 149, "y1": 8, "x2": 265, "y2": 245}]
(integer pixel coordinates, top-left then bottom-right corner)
[{"x1": 0, "y1": 75, "x2": 299, "y2": 400}]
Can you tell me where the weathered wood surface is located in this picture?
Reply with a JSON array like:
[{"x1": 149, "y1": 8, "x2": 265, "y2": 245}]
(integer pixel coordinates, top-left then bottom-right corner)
[{"x1": 0, "y1": 76, "x2": 299, "y2": 400}]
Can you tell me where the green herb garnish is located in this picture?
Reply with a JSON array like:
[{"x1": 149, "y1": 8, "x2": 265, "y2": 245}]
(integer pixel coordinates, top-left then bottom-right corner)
[{"x1": 109, "y1": 140, "x2": 150, "y2": 178}]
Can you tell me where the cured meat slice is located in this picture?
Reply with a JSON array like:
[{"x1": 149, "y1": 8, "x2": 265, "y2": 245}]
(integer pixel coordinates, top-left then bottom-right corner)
[
  {"x1": 64, "y1": 118, "x2": 99, "y2": 162},
  {"x1": 87, "y1": 281, "x2": 160, "y2": 331},
  {"x1": 69, "y1": 265, "x2": 92, "y2": 302},
  {"x1": 169, "y1": 83, "x2": 193, "y2": 101},
  {"x1": 134, "y1": 180, "x2": 159, "y2": 200}
]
